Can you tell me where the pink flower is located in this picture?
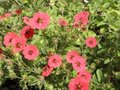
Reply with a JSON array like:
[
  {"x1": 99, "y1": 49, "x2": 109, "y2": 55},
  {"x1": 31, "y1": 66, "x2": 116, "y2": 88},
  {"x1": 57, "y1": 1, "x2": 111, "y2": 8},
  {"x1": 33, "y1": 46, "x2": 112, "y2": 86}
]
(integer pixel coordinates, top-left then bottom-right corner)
[
  {"x1": 66, "y1": 50, "x2": 80, "y2": 63},
  {"x1": 85, "y1": 37, "x2": 97, "y2": 48},
  {"x1": 74, "y1": 11, "x2": 90, "y2": 28},
  {"x1": 68, "y1": 77, "x2": 89, "y2": 90},
  {"x1": 23, "y1": 16, "x2": 30, "y2": 25},
  {"x1": 23, "y1": 45, "x2": 39, "y2": 60},
  {"x1": 21, "y1": 26, "x2": 34, "y2": 39},
  {"x1": 4, "y1": 13, "x2": 12, "y2": 18},
  {"x1": 0, "y1": 16, "x2": 5, "y2": 20},
  {"x1": 72, "y1": 56, "x2": 86, "y2": 72},
  {"x1": 0, "y1": 16, "x2": 4, "y2": 21},
  {"x1": 77, "y1": 70, "x2": 92, "y2": 83},
  {"x1": 58, "y1": 18, "x2": 68, "y2": 27},
  {"x1": 0, "y1": 13, "x2": 12, "y2": 21},
  {"x1": 42, "y1": 65, "x2": 53, "y2": 77},
  {"x1": 73, "y1": 22, "x2": 79, "y2": 28},
  {"x1": 12, "y1": 37, "x2": 26, "y2": 52},
  {"x1": 4, "y1": 32, "x2": 18, "y2": 47},
  {"x1": 24, "y1": 12, "x2": 50, "y2": 29},
  {"x1": 48, "y1": 54, "x2": 62, "y2": 68}
]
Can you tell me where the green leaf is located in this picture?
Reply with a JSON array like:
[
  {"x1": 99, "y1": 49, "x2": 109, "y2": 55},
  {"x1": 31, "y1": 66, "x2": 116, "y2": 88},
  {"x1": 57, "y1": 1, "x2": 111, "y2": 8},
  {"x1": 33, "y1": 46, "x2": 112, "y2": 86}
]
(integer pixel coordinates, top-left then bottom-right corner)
[
  {"x1": 114, "y1": 72, "x2": 120, "y2": 80},
  {"x1": 92, "y1": 74, "x2": 98, "y2": 84},
  {"x1": 83, "y1": 30, "x2": 96, "y2": 38},
  {"x1": 44, "y1": 82, "x2": 54, "y2": 90},
  {"x1": 96, "y1": 69, "x2": 103, "y2": 83},
  {"x1": 72, "y1": 70, "x2": 77, "y2": 77},
  {"x1": 104, "y1": 59, "x2": 110, "y2": 64},
  {"x1": 97, "y1": 22, "x2": 106, "y2": 27},
  {"x1": 65, "y1": 76, "x2": 69, "y2": 83},
  {"x1": 100, "y1": 28, "x2": 106, "y2": 34},
  {"x1": 20, "y1": 0, "x2": 28, "y2": 3},
  {"x1": 74, "y1": 39, "x2": 82, "y2": 45}
]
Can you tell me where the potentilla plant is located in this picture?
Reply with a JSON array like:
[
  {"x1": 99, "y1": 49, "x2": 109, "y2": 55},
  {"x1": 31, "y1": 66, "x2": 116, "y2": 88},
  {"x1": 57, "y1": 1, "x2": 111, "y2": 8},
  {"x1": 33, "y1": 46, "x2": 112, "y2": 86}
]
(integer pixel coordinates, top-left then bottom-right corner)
[
  {"x1": 1, "y1": 10, "x2": 93, "y2": 89},
  {"x1": 0, "y1": 0, "x2": 120, "y2": 90}
]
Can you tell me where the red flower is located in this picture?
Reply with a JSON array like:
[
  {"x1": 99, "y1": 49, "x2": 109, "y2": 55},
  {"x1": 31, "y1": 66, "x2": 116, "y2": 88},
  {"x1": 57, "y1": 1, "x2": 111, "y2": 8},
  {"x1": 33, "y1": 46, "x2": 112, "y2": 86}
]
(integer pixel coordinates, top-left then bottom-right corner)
[
  {"x1": 4, "y1": 32, "x2": 18, "y2": 47},
  {"x1": 68, "y1": 77, "x2": 89, "y2": 90},
  {"x1": 23, "y1": 45, "x2": 39, "y2": 60},
  {"x1": 85, "y1": 37, "x2": 97, "y2": 48},
  {"x1": 58, "y1": 18, "x2": 68, "y2": 27},
  {"x1": 66, "y1": 50, "x2": 80, "y2": 63},
  {"x1": 11, "y1": 37, "x2": 26, "y2": 52},
  {"x1": 21, "y1": 26, "x2": 34, "y2": 39},
  {"x1": 74, "y1": 11, "x2": 90, "y2": 28},
  {"x1": 15, "y1": 9, "x2": 22, "y2": 15},
  {"x1": 48, "y1": 54, "x2": 62, "y2": 68},
  {"x1": 42, "y1": 65, "x2": 53, "y2": 77},
  {"x1": 77, "y1": 70, "x2": 92, "y2": 83},
  {"x1": 24, "y1": 12, "x2": 50, "y2": 29},
  {"x1": 72, "y1": 56, "x2": 86, "y2": 72}
]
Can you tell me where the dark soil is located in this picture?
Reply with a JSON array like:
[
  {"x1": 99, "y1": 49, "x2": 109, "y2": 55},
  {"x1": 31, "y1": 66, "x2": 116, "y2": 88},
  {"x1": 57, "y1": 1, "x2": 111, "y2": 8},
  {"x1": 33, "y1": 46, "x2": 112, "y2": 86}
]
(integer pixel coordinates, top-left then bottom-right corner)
[
  {"x1": 0, "y1": 79, "x2": 21, "y2": 90},
  {"x1": 0, "y1": 79, "x2": 40, "y2": 90}
]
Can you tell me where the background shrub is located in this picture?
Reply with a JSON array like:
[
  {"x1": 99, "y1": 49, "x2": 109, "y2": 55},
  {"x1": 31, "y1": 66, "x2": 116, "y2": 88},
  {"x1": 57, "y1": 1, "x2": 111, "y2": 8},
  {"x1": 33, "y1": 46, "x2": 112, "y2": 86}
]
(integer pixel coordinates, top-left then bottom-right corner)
[{"x1": 0, "y1": 0, "x2": 120, "y2": 90}]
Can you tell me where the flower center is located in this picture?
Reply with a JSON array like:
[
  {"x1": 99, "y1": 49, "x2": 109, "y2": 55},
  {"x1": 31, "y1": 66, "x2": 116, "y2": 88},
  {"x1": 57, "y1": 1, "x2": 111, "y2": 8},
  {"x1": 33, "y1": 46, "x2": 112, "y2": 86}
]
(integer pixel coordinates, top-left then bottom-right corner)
[
  {"x1": 61, "y1": 20, "x2": 66, "y2": 25},
  {"x1": 76, "y1": 84, "x2": 81, "y2": 90},
  {"x1": 78, "y1": 20, "x2": 82, "y2": 25},
  {"x1": 9, "y1": 38, "x2": 13, "y2": 43},
  {"x1": 53, "y1": 59, "x2": 57, "y2": 63},
  {"x1": 44, "y1": 66, "x2": 49, "y2": 71},
  {"x1": 28, "y1": 50, "x2": 33, "y2": 55},
  {"x1": 81, "y1": 74, "x2": 87, "y2": 79},
  {"x1": 76, "y1": 62, "x2": 81, "y2": 67},
  {"x1": 37, "y1": 18, "x2": 43, "y2": 24},
  {"x1": 89, "y1": 40, "x2": 93, "y2": 44},
  {"x1": 16, "y1": 43, "x2": 21, "y2": 48},
  {"x1": 25, "y1": 30, "x2": 31, "y2": 35},
  {"x1": 70, "y1": 55, "x2": 75, "y2": 61}
]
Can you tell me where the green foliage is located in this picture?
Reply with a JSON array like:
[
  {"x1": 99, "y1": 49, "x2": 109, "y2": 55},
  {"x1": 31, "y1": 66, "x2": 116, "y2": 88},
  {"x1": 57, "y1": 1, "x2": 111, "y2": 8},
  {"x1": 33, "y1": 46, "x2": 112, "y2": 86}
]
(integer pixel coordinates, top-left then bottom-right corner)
[{"x1": 0, "y1": 0, "x2": 120, "y2": 90}]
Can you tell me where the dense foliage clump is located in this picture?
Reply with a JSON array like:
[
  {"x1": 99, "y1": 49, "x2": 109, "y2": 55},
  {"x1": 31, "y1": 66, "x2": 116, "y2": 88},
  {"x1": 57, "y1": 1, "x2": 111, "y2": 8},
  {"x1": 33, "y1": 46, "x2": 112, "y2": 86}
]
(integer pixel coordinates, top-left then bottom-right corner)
[{"x1": 0, "y1": 0, "x2": 120, "y2": 90}]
